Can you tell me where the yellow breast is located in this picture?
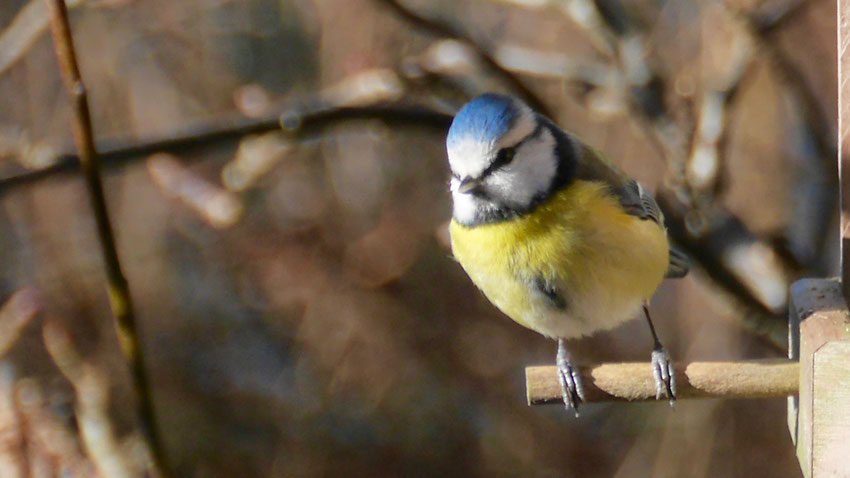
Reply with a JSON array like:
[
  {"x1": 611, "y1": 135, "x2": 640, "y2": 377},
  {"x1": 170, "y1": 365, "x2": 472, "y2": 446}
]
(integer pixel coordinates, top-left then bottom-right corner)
[{"x1": 449, "y1": 180, "x2": 670, "y2": 339}]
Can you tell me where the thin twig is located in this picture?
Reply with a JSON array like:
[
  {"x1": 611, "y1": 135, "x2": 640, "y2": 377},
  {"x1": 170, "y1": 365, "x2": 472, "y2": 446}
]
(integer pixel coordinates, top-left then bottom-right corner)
[
  {"x1": 0, "y1": 104, "x2": 453, "y2": 195},
  {"x1": 374, "y1": 0, "x2": 553, "y2": 117},
  {"x1": 526, "y1": 359, "x2": 798, "y2": 404},
  {"x1": 43, "y1": 0, "x2": 170, "y2": 476}
]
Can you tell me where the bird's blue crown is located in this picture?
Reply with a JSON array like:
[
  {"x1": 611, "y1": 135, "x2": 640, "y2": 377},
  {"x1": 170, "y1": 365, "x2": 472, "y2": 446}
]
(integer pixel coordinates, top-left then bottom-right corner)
[{"x1": 447, "y1": 94, "x2": 519, "y2": 149}]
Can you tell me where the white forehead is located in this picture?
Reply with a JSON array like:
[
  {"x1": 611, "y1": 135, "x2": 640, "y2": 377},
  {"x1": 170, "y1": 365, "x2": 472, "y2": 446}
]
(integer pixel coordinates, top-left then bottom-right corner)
[{"x1": 447, "y1": 105, "x2": 537, "y2": 178}]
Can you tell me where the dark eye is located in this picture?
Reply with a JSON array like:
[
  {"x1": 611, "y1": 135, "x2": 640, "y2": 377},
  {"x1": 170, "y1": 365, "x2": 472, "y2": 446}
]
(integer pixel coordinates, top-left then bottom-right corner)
[
  {"x1": 478, "y1": 146, "x2": 517, "y2": 179},
  {"x1": 493, "y1": 147, "x2": 516, "y2": 169}
]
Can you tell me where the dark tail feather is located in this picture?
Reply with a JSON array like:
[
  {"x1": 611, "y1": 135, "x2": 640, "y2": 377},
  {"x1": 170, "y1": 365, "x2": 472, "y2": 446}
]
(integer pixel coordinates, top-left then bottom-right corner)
[{"x1": 666, "y1": 246, "x2": 690, "y2": 278}]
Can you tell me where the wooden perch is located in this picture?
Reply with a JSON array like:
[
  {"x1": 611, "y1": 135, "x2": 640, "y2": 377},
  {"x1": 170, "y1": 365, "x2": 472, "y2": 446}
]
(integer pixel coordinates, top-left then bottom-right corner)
[{"x1": 526, "y1": 359, "x2": 797, "y2": 405}]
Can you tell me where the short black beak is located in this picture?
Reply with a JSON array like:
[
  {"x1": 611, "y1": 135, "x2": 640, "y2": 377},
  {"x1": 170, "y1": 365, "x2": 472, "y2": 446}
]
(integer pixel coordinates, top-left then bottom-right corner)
[{"x1": 457, "y1": 176, "x2": 481, "y2": 194}]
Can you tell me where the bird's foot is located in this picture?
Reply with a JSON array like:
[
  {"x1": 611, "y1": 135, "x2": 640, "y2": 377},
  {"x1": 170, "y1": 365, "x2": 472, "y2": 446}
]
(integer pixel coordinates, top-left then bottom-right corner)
[
  {"x1": 556, "y1": 359, "x2": 584, "y2": 416},
  {"x1": 651, "y1": 346, "x2": 676, "y2": 406},
  {"x1": 556, "y1": 340, "x2": 585, "y2": 416}
]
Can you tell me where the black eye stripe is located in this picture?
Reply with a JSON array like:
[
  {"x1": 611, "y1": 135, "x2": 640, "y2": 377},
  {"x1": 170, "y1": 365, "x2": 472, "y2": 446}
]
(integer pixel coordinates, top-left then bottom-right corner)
[
  {"x1": 468, "y1": 122, "x2": 545, "y2": 181},
  {"x1": 494, "y1": 147, "x2": 516, "y2": 167},
  {"x1": 479, "y1": 147, "x2": 513, "y2": 179}
]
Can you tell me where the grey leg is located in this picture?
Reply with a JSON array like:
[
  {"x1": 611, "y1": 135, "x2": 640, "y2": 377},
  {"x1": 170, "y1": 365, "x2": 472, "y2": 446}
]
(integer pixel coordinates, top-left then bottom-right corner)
[
  {"x1": 642, "y1": 301, "x2": 676, "y2": 405},
  {"x1": 556, "y1": 338, "x2": 585, "y2": 416}
]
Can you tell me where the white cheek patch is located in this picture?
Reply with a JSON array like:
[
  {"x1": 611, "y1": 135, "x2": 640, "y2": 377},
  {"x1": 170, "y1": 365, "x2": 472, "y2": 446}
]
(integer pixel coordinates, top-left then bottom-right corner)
[
  {"x1": 485, "y1": 128, "x2": 557, "y2": 208},
  {"x1": 451, "y1": 190, "x2": 480, "y2": 224}
]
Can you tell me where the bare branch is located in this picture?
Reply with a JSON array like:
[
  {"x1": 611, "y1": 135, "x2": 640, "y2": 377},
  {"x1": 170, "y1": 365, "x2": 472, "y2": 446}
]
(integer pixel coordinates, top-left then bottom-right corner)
[
  {"x1": 0, "y1": 103, "x2": 453, "y2": 195},
  {"x1": 44, "y1": 0, "x2": 170, "y2": 475}
]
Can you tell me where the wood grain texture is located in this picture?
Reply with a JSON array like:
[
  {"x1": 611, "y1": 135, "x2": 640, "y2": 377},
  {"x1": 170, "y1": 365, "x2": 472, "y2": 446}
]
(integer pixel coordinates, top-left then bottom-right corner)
[
  {"x1": 526, "y1": 359, "x2": 798, "y2": 405},
  {"x1": 812, "y1": 342, "x2": 850, "y2": 477}
]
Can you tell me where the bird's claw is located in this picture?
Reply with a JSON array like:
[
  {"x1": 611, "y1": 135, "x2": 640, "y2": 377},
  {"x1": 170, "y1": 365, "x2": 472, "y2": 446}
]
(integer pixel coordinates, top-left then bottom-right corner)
[
  {"x1": 651, "y1": 347, "x2": 676, "y2": 406},
  {"x1": 557, "y1": 357, "x2": 585, "y2": 417}
]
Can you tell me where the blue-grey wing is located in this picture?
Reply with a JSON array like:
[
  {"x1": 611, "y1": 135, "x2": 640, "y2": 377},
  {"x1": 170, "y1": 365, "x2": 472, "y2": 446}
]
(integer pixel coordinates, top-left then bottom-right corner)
[{"x1": 570, "y1": 138, "x2": 689, "y2": 278}]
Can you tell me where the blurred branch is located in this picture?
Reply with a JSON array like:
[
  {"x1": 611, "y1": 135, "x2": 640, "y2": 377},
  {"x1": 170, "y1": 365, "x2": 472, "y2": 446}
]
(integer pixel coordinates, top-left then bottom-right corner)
[
  {"x1": 0, "y1": 365, "x2": 26, "y2": 477},
  {"x1": 44, "y1": 0, "x2": 170, "y2": 476},
  {"x1": 477, "y1": 0, "x2": 616, "y2": 55},
  {"x1": 735, "y1": 0, "x2": 811, "y2": 34},
  {"x1": 0, "y1": 0, "x2": 83, "y2": 77},
  {"x1": 686, "y1": 90, "x2": 734, "y2": 195},
  {"x1": 526, "y1": 359, "x2": 797, "y2": 404},
  {"x1": 493, "y1": 43, "x2": 614, "y2": 87},
  {"x1": 43, "y1": 321, "x2": 136, "y2": 478},
  {"x1": 222, "y1": 132, "x2": 295, "y2": 192},
  {"x1": 14, "y1": 376, "x2": 95, "y2": 476},
  {"x1": 736, "y1": 2, "x2": 835, "y2": 178},
  {"x1": 400, "y1": 40, "x2": 501, "y2": 110},
  {"x1": 734, "y1": 4, "x2": 839, "y2": 271},
  {"x1": 658, "y1": 193, "x2": 789, "y2": 351},
  {"x1": 685, "y1": 10, "x2": 758, "y2": 196},
  {"x1": 0, "y1": 125, "x2": 62, "y2": 170},
  {"x1": 480, "y1": 0, "x2": 551, "y2": 7},
  {"x1": 0, "y1": 288, "x2": 42, "y2": 357},
  {"x1": 0, "y1": 103, "x2": 452, "y2": 195},
  {"x1": 148, "y1": 153, "x2": 243, "y2": 228},
  {"x1": 373, "y1": 0, "x2": 554, "y2": 117},
  {"x1": 586, "y1": 0, "x2": 683, "y2": 156}
]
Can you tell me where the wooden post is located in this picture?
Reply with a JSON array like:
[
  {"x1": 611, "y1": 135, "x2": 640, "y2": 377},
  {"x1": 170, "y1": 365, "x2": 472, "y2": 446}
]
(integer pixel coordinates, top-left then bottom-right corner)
[
  {"x1": 787, "y1": 278, "x2": 850, "y2": 478},
  {"x1": 781, "y1": 3, "x2": 850, "y2": 477},
  {"x1": 842, "y1": 0, "x2": 850, "y2": 305}
]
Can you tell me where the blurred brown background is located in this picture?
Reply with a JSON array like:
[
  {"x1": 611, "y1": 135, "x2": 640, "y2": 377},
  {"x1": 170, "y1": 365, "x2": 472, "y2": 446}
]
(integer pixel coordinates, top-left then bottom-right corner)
[{"x1": 0, "y1": 0, "x2": 836, "y2": 476}]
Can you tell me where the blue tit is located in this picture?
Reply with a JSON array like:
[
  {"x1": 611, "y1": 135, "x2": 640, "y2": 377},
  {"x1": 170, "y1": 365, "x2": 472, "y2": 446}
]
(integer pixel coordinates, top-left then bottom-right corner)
[{"x1": 446, "y1": 93, "x2": 688, "y2": 413}]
